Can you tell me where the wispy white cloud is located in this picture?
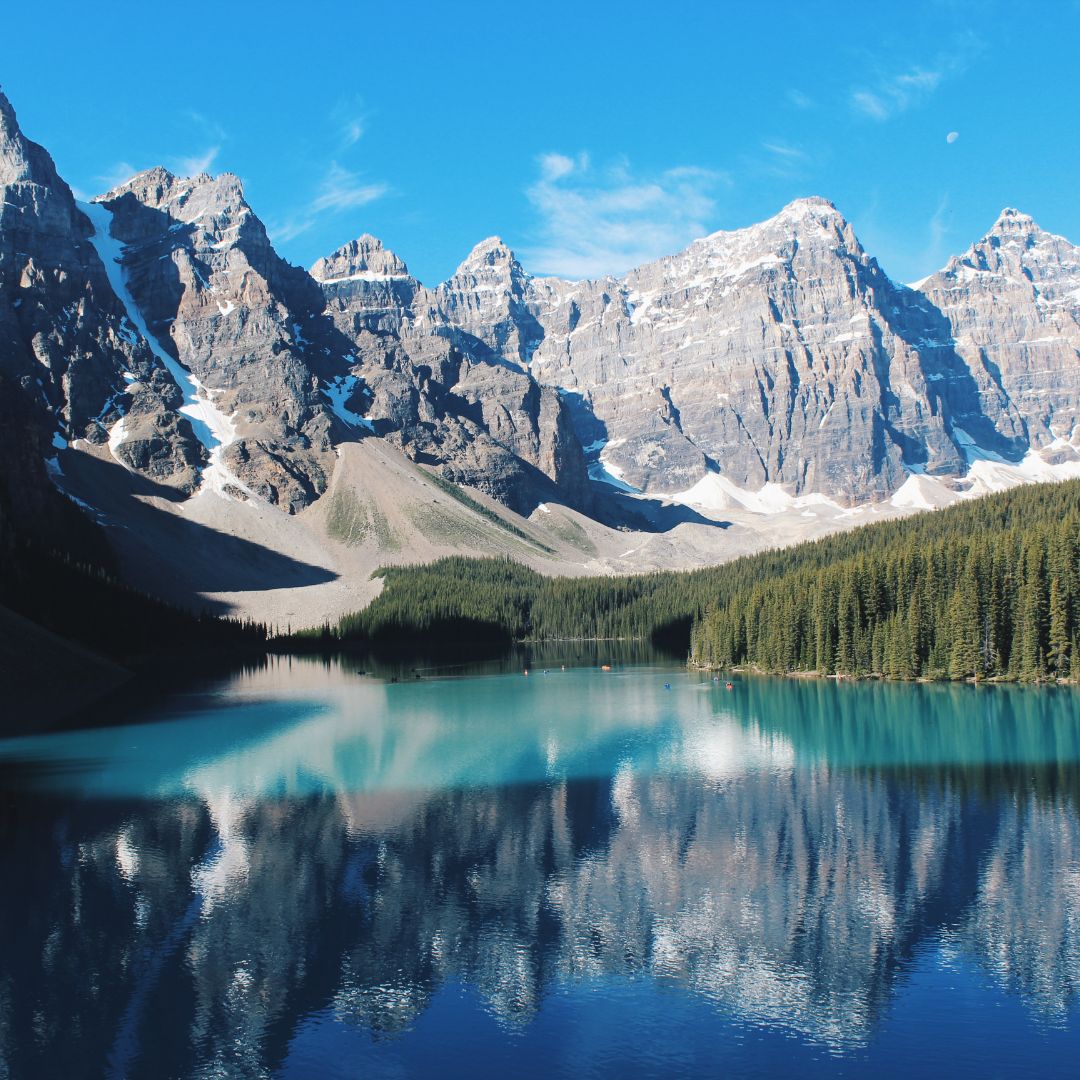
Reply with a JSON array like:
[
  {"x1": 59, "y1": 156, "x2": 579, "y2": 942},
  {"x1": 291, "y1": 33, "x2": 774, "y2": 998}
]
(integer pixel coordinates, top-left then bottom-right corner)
[
  {"x1": 538, "y1": 151, "x2": 579, "y2": 182},
  {"x1": 270, "y1": 161, "x2": 388, "y2": 243},
  {"x1": 851, "y1": 90, "x2": 891, "y2": 121},
  {"x1": 96, "y1": 160, "x2": 138, "y2": 192},
  {"x1": 852, "y1": 191, "x2": 955, "y2": 285},
  {"x1": 761, "y1": 141, "x2": 807, "y2": 161},
  {"x1": 850, "y1": 40, "x2": 978, "y2": 121},
  {"x1": 921, "y1": 195, "x2": 953, "y2": 271},
  {"x1": 329, "y1": 96, "x2": 369, "y2": 150},
  {"x1": 852, "y1": 68, "x2": 942, "y2": 121},
  {"x1": 341, "y1": 117, "x2": 364, "y2": 147},
  {"x1": 171, "y1": 111, "x2": 228, "y2": 176},
  {"x1": 269, "y1": 216, "x2": 314, "y2": 244},
  {"x1": 185, "y1": 110, "x2": 228, "y2": 142},
  {"x1": 311, "y1": 163, "x2": 386, "y2": 213},
  {"x1": 786, "y1": 89, "x2": 814, "y2": 110},
  {"x1": 523, "y1": 153, "x2": 728, "y2": 279},
  {"x1": 756, "y1": 139, "x2": 813, "y2": 179},
  {"x1": 174, "y1": 145, "x2": 220, "y2": 176}
]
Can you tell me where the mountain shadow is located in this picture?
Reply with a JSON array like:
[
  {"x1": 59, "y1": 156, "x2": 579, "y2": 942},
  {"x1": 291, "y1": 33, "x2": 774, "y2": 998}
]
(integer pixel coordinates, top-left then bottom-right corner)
[
  {"x1": 53, "y1": 450, "x2": 338, "y2": 615},
  {"x1": 884, "y1": 282, "x2": 1028, "y2": 465}
]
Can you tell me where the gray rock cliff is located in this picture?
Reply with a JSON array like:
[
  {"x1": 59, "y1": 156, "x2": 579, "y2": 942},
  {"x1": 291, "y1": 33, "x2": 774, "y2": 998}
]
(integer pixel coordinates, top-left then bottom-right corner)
[
  {"x1": 0, "y1": 89, "x2": 202, "y2": 490},
  {"x1": 915, "y1": 208, "x2": 1080, "y2": 453}
]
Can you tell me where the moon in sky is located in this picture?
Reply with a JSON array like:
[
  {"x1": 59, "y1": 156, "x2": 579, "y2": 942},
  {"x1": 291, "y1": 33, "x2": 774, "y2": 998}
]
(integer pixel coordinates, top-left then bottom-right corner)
[{"x1": 946, "y1": 131, "x2": 960, "y2": 144}]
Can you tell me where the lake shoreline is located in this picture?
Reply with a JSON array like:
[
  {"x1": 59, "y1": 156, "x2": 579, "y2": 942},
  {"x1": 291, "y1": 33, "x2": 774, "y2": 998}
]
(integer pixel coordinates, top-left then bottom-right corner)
[{"x1": 690, "y1": 661, "x2": 1079, "y2": 687}]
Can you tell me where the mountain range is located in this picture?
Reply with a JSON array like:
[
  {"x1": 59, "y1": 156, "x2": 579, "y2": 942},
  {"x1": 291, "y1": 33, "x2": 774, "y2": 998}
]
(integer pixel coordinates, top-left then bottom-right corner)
[{"x1": 2, "y1": 87, "x2": 1079, "y2": 626}]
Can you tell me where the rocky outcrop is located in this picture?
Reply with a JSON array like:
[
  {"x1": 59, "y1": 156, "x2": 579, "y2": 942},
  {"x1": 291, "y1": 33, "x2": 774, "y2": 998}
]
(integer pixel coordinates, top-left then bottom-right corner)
[
  {"x1": 526, "y1": 199, "x2": 969, "y2": 499},
  {"x1": 92, "y1": 168, "x2": 347, "y2": 511},
  {"x1": 915, "y1": 208, "x2": 1080, "y2": 454},
  {"x1": 315, "y1": 235, "x2": 592, "y2": 515},
  {"x1": 0, "y1": 90, "x2": 201, "y2": 490},
  {"x1": 368, "y1": 198, "x2": 1080, "y2": 505},
  {"x1": 433, "y1": 237, "x2": 544, "y2": 368}
]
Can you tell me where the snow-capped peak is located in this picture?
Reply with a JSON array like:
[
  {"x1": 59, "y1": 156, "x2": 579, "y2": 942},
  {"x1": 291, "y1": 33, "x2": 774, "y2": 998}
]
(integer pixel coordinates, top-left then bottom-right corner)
[{"x1": 991, "y1": 207, "x2": 1039, "y2": 233}]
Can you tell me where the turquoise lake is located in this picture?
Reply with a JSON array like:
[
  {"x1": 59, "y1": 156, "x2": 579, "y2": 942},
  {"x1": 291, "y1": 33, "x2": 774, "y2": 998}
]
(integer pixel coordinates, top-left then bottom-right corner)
[{"x1": 2, "y1": 656, "x2": 1080, "y2": 1078}]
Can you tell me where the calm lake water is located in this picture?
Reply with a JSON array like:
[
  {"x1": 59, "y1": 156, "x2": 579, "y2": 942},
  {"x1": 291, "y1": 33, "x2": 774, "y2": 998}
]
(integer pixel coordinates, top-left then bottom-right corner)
[{"x1": 2, "y1": 656, "x2": 1080, "y2": 1078}]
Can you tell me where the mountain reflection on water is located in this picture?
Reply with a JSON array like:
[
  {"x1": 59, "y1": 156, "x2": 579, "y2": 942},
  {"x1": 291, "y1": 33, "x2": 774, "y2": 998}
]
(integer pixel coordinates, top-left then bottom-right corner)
[{"x1": 1, "y1": 657, "x2": 1080, "y2": 1078}]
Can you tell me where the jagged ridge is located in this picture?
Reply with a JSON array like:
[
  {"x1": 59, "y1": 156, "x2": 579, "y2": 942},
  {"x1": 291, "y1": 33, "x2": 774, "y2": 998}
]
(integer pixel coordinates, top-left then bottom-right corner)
[{"x1": 3, "y1": 84, "x2": 1080, "y2": 542}]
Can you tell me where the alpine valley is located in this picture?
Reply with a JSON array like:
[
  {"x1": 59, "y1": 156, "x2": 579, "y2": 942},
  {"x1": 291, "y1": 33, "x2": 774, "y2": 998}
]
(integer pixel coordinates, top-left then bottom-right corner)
[{"x1": 3, "y1": 87, "x2": 1080, "y2": 630}]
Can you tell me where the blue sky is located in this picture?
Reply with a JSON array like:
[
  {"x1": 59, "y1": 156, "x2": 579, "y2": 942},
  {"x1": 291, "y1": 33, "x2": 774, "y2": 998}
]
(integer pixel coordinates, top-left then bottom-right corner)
[{"x1": 5, "y1": 0, "x2": 1079, "y2": 285}]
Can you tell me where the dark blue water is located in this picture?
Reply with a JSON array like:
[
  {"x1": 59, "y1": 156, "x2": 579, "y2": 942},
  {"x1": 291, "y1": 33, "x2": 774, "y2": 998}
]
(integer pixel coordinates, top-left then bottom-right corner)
[{"x1": 1, "y1": 657, "x2": 1079, "y2": 1078}]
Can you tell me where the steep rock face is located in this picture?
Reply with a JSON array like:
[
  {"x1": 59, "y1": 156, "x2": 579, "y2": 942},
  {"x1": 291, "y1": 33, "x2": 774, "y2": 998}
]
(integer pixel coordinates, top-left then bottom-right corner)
[
  {"x1": 312, "y1": 234, "x2": 412, "y2": 287},
  {"x1": 94, "y1": 168, "x2": 346, "y2": 510},
  {"x1": 405, "y1": 199, "x2": 1080, "y2": 504},
  {"x1": 916, "y1": 209, "x2": 1080, "y2": 452},
  {"x1": 311, "y1": 234, "x2": 418, "y2": 343},
  {"x1": 432, "y1": 237, "x2": 544, "y2": 368},
  {"x1": 526, "y1": 199, "x2": 964, "y2": 499},
  {"x1": 315, "y1": 236, "x2": 591, "y2": 514},
  {"x1": 0, "y1": 91, "x2": 201, "y2": 489}
]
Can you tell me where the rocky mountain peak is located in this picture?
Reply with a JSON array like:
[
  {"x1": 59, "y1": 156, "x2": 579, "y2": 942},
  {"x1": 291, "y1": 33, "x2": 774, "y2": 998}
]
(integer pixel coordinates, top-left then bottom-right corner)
[
  {"x1": 938, "y1": 207, "x2": 1078, "y2": 286},
  {"x1": 0, "y1": 86, "x2": 66, "y2": 192},
  {"x1": 776, "y1": 194, "x2": 841, "y2": 219},
  {"x1": 0, "y1": 88, "x2": 24, "y2": 141},
  {"x1": 686, "y1": 196, "x2": 855, "y2": 263},
  {"x1": 912, "y1": 204, "x2": 1080, "y2": 460},
  {"x1": 626, "y1": 197, "x2": 864, "y2": 303},
  {"x1": 311, "y1": 234, "x2": 411, "y2": 283},
  {"x1": 772, "y1": 195, "x2": 862, "y2": 252},
  {"x1": 970, "y1": 208, "x2": 1053, "y2": 263},
  {"x1": 990, "y1": 207, "x2": 1039, "y2": 235},
  {"x1": 451, "y1": 236, "x2": 520, "y2": 278},
  {"x1": 99, "y1": 167, "x2": 248, "y2": 226},
  {"x1": 97, "y1": 165, "x2": 177, "y2": 204},
  {"x1": 0, "y1": 88, "x2": 29, "y2": 181},
  {"x1": 0, "y1": 90, "x2": 209, "y2": 496}
]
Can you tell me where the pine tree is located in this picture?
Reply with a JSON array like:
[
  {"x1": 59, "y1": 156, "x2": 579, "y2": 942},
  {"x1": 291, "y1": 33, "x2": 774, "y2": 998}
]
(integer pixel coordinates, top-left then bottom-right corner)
[
  {"x1": 1015, "y1": 542, "x2": 1047, "y2": 680},
  {"x1": 948, "y1": 561, "x2": 982, "y2": 680},
  {"x1": 1048, "y1": 576, "x2": 1070, "y2": 677}
]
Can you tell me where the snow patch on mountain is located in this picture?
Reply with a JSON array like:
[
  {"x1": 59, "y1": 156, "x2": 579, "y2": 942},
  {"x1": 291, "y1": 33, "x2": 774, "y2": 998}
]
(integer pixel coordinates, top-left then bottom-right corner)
[
  {"x1": 588, "y1": 457, "x2": 639, "y2": 493},
  {"x1": 963, "y1": 448, "x2": 1080, "y2": 496},
  {"x1": 80, "y1": 200, "x2": 250, "y2": 498},
  {"x1": 671, "y1": 472, "x2": 844, "y2": 516},
  {"x1": 889, "y1": 474, "x2": 956, "y2": 511},
  {"x1": 888, "y1": 447, "x2": 1080, "y2": 512},
  {"x1": 107, "y1": 416, "x2": 129, "y2": 465},
  {"x1": 323, "y1": 375, "x2": 374, "y2": 431},
  {"x1": 313, "y1": 269, "x2": 412, "y2": 285}
]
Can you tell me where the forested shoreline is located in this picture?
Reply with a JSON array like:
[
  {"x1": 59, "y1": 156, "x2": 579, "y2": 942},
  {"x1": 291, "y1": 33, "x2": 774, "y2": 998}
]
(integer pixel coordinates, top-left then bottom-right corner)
[
  {"x1": 330, "y1": 481, "x2": 1080, "y2": 683},
  {"x1": 690, "y1": 482, "x2": 1080, "y2": 682},
  {"x1": 10, "y1": 478, "x2": 1077, "y2": 689}
]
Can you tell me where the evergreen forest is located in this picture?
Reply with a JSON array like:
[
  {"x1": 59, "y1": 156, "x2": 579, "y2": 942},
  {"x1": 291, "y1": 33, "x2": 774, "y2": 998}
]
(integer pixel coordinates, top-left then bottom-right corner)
[{"x1": 334, "y1": 480, "x2": 1080, "y2": 682}]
